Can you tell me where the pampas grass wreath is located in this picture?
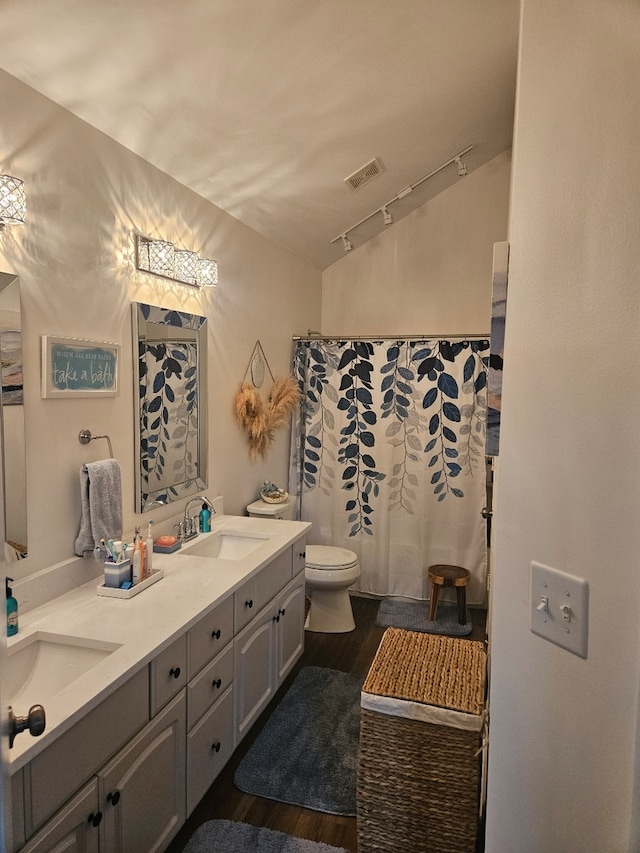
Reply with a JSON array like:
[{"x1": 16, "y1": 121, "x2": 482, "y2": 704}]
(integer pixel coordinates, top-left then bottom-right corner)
[{"x1": 234, "y1": 374, "x2": 300, "y2": 460}]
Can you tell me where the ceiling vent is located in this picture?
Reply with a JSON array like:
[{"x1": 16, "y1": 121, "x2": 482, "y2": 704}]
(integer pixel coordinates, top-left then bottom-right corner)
[{"x1": 344, "y1": 157, "x2": 385, "y2": 191}]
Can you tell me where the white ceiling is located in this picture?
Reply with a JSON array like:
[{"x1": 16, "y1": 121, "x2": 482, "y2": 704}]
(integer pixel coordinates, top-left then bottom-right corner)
[{"x1": 0, "y1": 0, "x2": 519, "y2": 270}]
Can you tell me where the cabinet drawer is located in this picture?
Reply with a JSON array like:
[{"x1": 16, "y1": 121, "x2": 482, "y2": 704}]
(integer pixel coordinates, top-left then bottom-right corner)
[
  {"x1": 257, "y1": 548, "x2": 291, "y2": 604},
  {"x1": 187, "y1": 643, "x2": 234, "y2": 731},
  {"x1": 188, "y1": 596, "x2": 234, "y2": 678},
  {"x1": 186, "y1": 686, "x2": 234, "y2": 817},
  {"x1": 150, "y1": 633, "x2": 187, "y2": 716},
  {"x1": 27, "y1": 667, "x2": 148, "y2": 834},
  {"x1": 234, "y1": 576, "x2": 258, "y2": 633}
]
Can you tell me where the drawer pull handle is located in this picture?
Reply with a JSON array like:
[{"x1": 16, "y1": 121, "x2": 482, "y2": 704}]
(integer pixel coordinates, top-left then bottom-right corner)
[
  {"x1": 279, "y1": 608, "x2": 286, "y2": 617},
  {"x1": 211, "y1": 741, "x2": 221, "y2": 753},
  {"x1": 107, "y1": 790, "x2": 121, "y2": 806},
  {"x1": 273, "y1": 614, "x2": 280, "y2": 623},
  {"x1": 299, "y1": 551, "x2": 306, "y2": 559},
  {"x1": 212, "y1": 678, "x2": 222, "y2": 689},
  {"x1": 245, "y1": 599, "x2": 254, "y2": 609},
  {"x1": 88, "y1": 811, "x2": 103, "y2": 827},
  {"x1": 211, "y1": 629, "x2": 221, "y2": 639},
  {"x1": 169, "y1": 667, "x2": 181, "y2": 679}
]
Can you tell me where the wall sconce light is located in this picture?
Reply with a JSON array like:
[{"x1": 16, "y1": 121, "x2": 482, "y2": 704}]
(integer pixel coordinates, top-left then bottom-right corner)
[
  {"x1": 136, "y1": 235, "x2": 218, "y2": 287},
  {"x1": 0, "y1": 175, "x2": 26, "y2": 225}
]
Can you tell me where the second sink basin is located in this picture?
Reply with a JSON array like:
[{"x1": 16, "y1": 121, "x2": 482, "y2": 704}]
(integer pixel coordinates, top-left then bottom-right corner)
[
  {"x1": 183, "y1": 530, "x2": 271, "y2": 561},
  {"x1": 6, "y1": 632, "x2": 121, "y2": 709}
]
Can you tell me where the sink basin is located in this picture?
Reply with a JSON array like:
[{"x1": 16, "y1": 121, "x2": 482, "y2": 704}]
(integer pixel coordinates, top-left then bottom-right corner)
[
  {"x1": 5, "y1": 632, "x2": 121, "y2": 709},
  {"x1": 184, "y1": 530, "x2": 271, "y2": 561}
]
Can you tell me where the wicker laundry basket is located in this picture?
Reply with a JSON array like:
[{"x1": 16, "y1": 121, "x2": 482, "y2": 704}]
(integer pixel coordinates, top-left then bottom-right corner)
[{"x1": 357, "y1": 627, "x2": 487, "y2": 853}]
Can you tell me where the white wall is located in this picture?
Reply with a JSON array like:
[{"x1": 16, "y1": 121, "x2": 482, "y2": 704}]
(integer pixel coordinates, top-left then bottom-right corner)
[
  {"x1": 485, "y1": 2, "x2": 640, "y2": 851},
  {"x1": 321, "y1": 151, "x2": 511, "y2": 336},
  {"x1": 0, "y1": 70, "x2": 321, "y2": 581}
]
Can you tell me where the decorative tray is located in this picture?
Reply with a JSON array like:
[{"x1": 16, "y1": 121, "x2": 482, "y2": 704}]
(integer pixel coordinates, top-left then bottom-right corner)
[
  {"x1": 97, "y1": 569, "x2": 164, "y2": 599},
  {"x1": 260, "y1": 490, "x2": 289, "y2": 504}
]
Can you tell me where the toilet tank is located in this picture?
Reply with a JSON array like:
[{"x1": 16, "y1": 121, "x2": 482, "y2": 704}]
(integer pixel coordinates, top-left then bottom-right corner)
[{"x1": 246, "y1": 496, "x2": 296, "y2": 520}]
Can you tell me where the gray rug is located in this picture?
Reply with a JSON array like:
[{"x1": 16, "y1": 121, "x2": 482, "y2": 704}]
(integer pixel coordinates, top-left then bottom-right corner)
[
  {"x1": 183, "y1": 820, "x2": 349, "y2": 853},
  {"x1": 376, "y1": 596, "x2": 472, "y2": 636},
  {"x1": 234, "y1": 666, "x2": 364, "y2": 815}
]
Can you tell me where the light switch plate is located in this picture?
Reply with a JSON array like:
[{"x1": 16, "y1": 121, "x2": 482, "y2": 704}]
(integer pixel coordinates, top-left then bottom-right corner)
[{"x1": 530, "y1": 561, "x2": 589, "y2": 658}]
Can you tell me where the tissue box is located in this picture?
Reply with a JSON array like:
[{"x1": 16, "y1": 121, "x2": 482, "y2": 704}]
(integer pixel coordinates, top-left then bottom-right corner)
[{"x1": 104, "y1": 560, "x2": 131, "y2": 589}]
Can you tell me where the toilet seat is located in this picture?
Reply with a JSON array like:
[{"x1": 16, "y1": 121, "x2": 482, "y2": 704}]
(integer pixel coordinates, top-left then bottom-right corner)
[{"x1": 305, "y1": 545, "x2": 358, "y2": 571}]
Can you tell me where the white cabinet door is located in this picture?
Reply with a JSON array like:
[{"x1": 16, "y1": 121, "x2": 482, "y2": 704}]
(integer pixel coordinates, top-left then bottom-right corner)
[
  {"x1": 99, "y1": 692, "x2": 185, "y2": 853},
  {"x1": 275, "y1": 574, "x2": 305, "y2": 686},
  {"x1": 186, "y1": 686, "x2": 234, "y2": 817},
  {"x1": 19, "y1": 779, "x2": 100, "y2": 853},
  {"x1": 233, "y1": 603, "x2": 277, "y2": 745}
]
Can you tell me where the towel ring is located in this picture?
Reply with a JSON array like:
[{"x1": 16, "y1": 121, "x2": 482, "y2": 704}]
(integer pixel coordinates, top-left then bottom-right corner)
[{"x1": 79, "y1": 429, "x2": 113, "y2": 458}]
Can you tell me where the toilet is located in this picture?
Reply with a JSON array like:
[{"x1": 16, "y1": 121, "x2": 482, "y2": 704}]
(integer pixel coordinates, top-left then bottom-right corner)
[{"x1": 246, "y1": 497, "x2": 361, "y2": 633}]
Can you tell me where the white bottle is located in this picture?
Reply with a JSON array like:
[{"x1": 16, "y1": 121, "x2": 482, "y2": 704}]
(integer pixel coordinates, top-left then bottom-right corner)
[
  {"x1": 146, "y1": 520, "x2": 153, "y2": 578},
  {"x1": 132, "y1": 530, "x2": 142, "y2": 584}
]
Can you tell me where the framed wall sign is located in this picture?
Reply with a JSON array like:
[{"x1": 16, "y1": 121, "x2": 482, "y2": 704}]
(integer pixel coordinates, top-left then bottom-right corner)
[{"x1": 42, "y1": 336, "x2": 120, "y2": 398}]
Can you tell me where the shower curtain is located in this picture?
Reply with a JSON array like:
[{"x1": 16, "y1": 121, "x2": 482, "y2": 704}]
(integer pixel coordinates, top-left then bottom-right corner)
[{"x1": 289, "y1": 338, "x2": 490, "y2": 604}]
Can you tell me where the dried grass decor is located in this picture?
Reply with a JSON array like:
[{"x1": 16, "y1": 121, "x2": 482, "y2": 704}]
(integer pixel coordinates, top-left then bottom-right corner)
[{"x1": 234, "y1": 374, "x2": 301, "y2": 460}]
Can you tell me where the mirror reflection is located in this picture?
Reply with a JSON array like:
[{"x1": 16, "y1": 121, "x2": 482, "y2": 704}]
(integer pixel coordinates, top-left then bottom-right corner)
[
  {"x1": 0, "y1": 272, "x2": 27, "y2": 559},
  {"x1": 133, "y1": 302, "x2": 208, "y2": 513}
]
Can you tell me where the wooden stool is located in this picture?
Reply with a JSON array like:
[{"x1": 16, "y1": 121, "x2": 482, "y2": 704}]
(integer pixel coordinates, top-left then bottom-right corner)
[{"x1": 428, "y1": 564, "x2": 471, "y2": 624}]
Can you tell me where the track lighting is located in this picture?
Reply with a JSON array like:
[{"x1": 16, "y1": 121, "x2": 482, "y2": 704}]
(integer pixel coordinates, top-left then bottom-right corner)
[{"x1": 331, "y1": 145, "x2": 473, "y2": 251}]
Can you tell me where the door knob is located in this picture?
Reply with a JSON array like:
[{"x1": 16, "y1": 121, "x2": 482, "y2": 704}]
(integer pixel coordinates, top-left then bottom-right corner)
[{"x1": 8, "y1": 704, "x2": 46, "y2": 749}]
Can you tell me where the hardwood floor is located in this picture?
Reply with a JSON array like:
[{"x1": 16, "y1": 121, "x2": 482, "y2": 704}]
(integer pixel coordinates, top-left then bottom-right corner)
[{"x1": 166, "y1": 595, "x2": 487, "y2": 853}]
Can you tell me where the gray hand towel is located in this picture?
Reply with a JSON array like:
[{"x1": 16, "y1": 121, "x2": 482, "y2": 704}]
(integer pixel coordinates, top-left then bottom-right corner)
[{"x1": 74, "y1": 459, "x2": 123, "y2": 557}]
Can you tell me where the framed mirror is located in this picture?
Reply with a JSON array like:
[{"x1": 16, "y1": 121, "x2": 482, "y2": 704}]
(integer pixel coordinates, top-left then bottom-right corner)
[
  {"x1": 0, "y1": 273, "x2": 27, "y2": 560},
  {"x1": 132, "y1": 302, "x2": 208, "y2": 513}
]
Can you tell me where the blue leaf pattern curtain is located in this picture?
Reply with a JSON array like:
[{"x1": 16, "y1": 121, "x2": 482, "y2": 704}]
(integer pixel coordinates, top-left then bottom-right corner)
[{"x1": 289, "y1": 339, "x2": 490, "y2": 603}]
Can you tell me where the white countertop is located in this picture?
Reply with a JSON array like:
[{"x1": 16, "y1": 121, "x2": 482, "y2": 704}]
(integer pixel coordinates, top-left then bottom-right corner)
[{"x1": 8, "y1": 514, "x2": 310, "y2": 771}]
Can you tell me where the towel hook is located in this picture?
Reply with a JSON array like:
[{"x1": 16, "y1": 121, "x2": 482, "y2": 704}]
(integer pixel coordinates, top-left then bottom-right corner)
[{"x1": 79, "y1": 429, "x2": 113, "y2": 459}]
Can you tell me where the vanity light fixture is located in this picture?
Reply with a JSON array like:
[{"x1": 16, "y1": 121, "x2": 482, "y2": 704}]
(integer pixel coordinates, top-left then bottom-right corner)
[
  {"x1": 136, "y1": 235, "x2": 218, "y2": 288},
  {"x1": 0, "y1": 175, "x2": 26, "y2": 226}
]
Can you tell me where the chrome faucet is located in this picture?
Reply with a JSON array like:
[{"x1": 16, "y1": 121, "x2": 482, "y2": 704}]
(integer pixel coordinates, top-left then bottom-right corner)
[{"x1": 179, "y1": 496, "x2": 216, "y2": 542}]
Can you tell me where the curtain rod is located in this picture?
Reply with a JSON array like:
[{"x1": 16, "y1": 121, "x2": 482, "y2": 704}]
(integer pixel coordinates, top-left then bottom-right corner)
[{"x1": 292, "y1": 332, "x2": 489, "y2": 342}]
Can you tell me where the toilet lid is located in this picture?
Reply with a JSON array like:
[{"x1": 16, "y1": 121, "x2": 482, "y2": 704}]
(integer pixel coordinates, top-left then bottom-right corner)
[{"x1": 306, "y1": 545, "x2": 359, "y2": 570}]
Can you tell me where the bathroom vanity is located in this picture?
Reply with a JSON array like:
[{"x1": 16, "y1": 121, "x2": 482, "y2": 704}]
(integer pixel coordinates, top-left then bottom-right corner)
[{"x1": 7, "y1": 514, "x2": 310, "y2": 853}]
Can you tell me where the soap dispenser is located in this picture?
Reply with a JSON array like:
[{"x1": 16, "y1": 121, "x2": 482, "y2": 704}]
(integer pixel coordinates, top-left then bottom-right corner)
[
  {"x1": 6, "y1": 576, "x2": 18, "y2": 637},
  {"x1": 199, "y1": 502, "x2": 211, "y2": 533}
]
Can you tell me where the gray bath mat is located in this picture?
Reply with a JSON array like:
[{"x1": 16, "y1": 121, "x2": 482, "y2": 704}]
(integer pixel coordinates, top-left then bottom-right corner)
[
  {"x1": 234, "y1": 666, "x2": 364, "y2": 815},
  {"x1": 183, "y1": 820, "x2": 349, "y2": 852},
  {"x1": 376, "y1": 596, "x2": 472, "y2": 636}
]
